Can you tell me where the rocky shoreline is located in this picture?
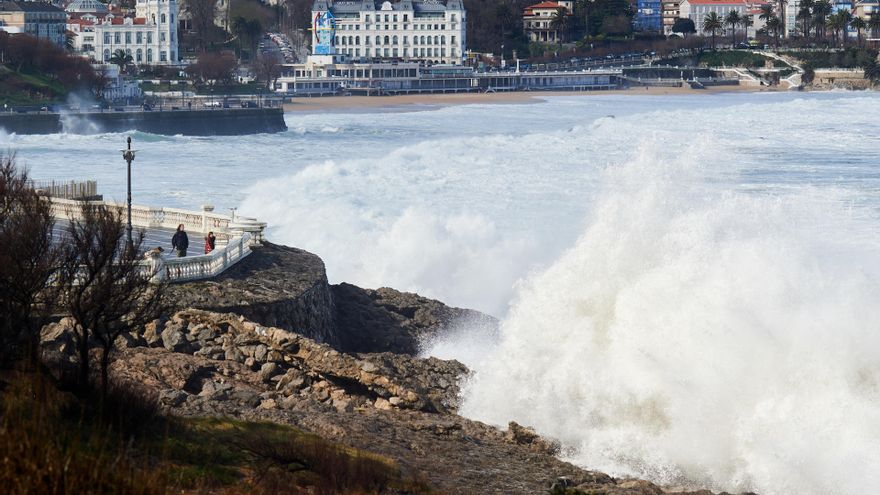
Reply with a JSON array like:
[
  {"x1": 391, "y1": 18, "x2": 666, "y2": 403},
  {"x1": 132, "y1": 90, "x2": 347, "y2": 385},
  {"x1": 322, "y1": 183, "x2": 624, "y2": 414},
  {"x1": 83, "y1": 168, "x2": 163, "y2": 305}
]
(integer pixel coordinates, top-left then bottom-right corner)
[{"x1": 40, "y1": 242, "x2": 740, "y2": 494}]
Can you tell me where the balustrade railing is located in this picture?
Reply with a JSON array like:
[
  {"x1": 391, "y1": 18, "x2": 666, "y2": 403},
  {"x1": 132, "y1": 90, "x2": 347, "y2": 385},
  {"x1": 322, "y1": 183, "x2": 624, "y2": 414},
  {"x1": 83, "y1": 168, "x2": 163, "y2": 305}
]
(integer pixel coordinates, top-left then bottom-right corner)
[
  {"x1": 149, "y1": 233, "x2": 252, "y2": 283},
  {"x1": 49, "y1": 197, "x2": 266, "y2": 283}
]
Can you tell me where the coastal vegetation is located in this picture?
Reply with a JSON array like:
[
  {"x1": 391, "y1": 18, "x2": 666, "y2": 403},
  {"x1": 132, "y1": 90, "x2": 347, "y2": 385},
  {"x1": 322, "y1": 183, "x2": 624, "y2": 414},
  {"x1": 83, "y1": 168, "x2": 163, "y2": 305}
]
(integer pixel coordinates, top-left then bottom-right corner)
[
  {"x1": 0, "y1": 155, "x2": 431, "y2": 494},
  {"x1": 0, "y1": 33, "x2": 102, "y2": 105}
]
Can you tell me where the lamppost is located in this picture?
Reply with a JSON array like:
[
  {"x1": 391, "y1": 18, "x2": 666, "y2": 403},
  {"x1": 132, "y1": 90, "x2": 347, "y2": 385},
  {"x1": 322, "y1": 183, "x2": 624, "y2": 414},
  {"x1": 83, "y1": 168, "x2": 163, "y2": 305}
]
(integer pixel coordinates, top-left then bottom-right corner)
[{"x1": 121, "y1": 137, "x2": 137, "y2": 250}]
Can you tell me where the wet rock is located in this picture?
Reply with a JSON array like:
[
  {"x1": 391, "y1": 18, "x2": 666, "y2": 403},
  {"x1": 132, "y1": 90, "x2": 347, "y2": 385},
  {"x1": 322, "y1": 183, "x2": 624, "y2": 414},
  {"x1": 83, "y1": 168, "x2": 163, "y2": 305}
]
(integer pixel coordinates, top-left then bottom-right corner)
[{"x1": 505, "y1": 422, "x2": 560, "y2": 455}]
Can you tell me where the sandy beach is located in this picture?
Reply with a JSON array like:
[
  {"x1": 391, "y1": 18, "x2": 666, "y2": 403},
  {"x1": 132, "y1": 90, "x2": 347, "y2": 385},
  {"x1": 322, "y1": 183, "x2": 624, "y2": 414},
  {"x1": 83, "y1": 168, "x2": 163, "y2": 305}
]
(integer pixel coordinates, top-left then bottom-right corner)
[{"x1": 283, "y1": 84, "x2": 777, "y2": 113}]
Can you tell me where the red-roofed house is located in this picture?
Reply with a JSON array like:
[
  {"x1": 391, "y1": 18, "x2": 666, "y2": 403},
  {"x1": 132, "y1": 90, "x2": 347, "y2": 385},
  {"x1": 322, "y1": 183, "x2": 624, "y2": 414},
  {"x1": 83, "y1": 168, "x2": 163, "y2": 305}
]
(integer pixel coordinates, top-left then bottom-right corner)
[
  {"x1": 679, "y1": 0, "x2": 768, "y2": 35},
  {"x1": 66, "y1": 0, "x2": 179, "y2": 65},
  {"x1": 523, "y1": 0, "x2": 573, "y2": 43}
]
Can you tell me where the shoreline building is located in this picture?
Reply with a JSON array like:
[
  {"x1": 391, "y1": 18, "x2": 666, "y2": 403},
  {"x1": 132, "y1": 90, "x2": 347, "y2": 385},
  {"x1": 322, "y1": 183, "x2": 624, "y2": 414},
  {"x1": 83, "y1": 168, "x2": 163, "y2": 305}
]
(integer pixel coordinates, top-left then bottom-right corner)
[
  {"x1": 310, "y1": 0, "x2": 466, "y2": 65},
  {"x1": 635, "y1": 0, "x2": 662, "y2": 31},
  {"x1": 522, "y1": 1, "x2": 573, "y2": 43},
  {"x1": 662, "y1": 0, "x2": 681, "y2": 33},
  {"x1": 0, "y1": 1, "x2": 66, "y2": 45},
  {"x1": 679, "y1": 0, "x2": 767, "y2": 35},
  {"x1": 67, "y1": 0, "x2": 179, "y2": 65}
]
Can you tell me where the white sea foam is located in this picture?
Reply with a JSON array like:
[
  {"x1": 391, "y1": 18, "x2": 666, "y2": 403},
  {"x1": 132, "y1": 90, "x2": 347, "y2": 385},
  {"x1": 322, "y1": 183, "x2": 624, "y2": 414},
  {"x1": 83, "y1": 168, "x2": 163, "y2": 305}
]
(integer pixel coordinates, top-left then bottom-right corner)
[
  {"x1": 455, "y1": 140, "x2": 880, "y2": 495},
  {"x1": 8, "y1": 92, "x2": 880, "y2": 494}
]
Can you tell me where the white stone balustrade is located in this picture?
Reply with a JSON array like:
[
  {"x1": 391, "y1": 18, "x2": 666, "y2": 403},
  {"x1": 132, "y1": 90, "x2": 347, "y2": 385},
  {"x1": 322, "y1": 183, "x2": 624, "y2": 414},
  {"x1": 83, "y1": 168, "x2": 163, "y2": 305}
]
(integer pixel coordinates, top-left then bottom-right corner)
[{"x1": 49, "y1": 197, "x2": 266, "y2": 283}]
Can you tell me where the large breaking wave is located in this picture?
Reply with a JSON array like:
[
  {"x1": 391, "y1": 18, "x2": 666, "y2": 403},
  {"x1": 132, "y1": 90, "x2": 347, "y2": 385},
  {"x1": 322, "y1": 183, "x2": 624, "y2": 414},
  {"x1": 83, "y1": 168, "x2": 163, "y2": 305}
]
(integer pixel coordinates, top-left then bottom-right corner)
[{"x1": 455, "y1": 140, "x2": 880, "y2": 495}]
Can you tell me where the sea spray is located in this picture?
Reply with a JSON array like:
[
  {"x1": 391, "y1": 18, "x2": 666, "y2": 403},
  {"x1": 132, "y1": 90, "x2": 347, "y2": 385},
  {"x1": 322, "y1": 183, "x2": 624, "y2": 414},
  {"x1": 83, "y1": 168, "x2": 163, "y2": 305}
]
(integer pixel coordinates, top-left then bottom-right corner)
[{"x1": 455, "y1": 141, "x2": 880, "y2": 495}]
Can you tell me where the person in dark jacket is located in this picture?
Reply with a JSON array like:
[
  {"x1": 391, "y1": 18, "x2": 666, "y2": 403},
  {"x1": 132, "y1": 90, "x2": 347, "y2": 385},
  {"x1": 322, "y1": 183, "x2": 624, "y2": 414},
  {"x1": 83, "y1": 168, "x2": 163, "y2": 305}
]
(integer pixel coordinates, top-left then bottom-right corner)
[
  {"x1": 171, "y1": 224, "x2": 189, "y2": 257},
  {"x1": 204, "y1": 231, "x2": 216, "y2": 254}
]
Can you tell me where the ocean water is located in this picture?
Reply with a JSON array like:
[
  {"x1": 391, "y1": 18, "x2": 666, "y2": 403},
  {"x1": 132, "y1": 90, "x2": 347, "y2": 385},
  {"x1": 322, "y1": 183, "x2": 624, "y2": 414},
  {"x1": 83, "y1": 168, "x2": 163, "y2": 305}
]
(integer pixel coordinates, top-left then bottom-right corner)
[{"x1": 4, "y1": 92, "x2": 880, "y2": 494}]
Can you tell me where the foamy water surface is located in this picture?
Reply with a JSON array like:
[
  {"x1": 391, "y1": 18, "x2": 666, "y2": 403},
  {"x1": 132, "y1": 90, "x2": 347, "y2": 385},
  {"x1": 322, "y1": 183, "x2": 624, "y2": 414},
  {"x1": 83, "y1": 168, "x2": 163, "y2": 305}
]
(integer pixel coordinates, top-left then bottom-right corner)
[{"x1": 5, "y1": 92, "x2": 880, "y2": 494}]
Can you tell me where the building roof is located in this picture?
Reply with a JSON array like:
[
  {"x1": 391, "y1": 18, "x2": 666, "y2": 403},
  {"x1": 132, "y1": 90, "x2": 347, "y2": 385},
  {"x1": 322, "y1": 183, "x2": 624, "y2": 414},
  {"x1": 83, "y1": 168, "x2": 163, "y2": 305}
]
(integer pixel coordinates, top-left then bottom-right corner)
[
  {"x1": 320, "y1": 0, "x2": 463, "y2": 13},
  {"x1": 682, "y1": 0, "x2": 761, "y2": 5},
  {"x1": 525, "y1": 1, "x2": 565, "y2": 9},
  {"x1": 0, "y1": 1, "x2": 65, "y2": 13},
  {"x1": 66, "y1": 0, "x2": 108, "y2": 13}
]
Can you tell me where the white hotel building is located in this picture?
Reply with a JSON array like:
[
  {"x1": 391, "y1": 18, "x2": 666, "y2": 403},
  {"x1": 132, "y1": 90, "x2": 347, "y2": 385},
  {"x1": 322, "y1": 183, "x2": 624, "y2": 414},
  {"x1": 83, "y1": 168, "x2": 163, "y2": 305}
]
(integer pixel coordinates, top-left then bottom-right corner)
[
  {"x1": 66, "y1": 0, "x2": 179, "y2": 65},
  {"x1": 311, "y1": 0, "x2": 466, "y2": 65}
]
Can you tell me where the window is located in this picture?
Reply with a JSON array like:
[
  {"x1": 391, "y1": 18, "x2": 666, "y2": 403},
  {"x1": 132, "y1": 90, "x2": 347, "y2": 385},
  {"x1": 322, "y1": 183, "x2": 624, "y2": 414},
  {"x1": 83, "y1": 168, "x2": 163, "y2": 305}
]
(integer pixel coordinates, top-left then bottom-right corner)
[
  {"x1": 114, "y1": 32, "x2": 120, "y2": 43},
  {"x1": 103, "y1": 48, "x2": 110, "y2": 61},
  {"x1": 125, "y1": 31, "x2": 131, "y2": 43},
  {"x1": 126, "y1": 48, "x2": 131, "y2": 56},
  {"x1": 451, "y1": 14, "x2": 456, "y2": 21},
  {"x1": 160, "y1": 32, "x2": 165, "y2": 41},
  {"x1": 375, "y1": 35, "x2": 380, "y2": 45},
  {"x1": 146, "y1": 48, "x2": 152, "y2": 61},
  {"x1": 384, "y1": 14, "x2": 389, "y2": 21},
  {"x1": 403, "y1": 14, "x2": 409, "y2": 21},
  {"x1": 356, "y1": 35, "x2": 360, "y2": 44},
  {"x1": 365, "y1": 14, "x2": 370, "y2": 21},
  {"x1": 161, "y1": 13, "x2": 166, "y2": 23},
  {"x1": 392, "y1": 35, "x2": 397, "y2": 44},
  {"x1": 393, "y1": 14, "x2": 397, "y2": 21},
  {"x1": 104, "y1": 32, "x2": 110, "y2": 43},
  {"x1": 136, "y1": 31, "x2": 142, "y2": 43},
  {"x1": 147, "y1": 31, "x2": 152, "y2": 43},
  {"x1": 136, "y1": 48, "x2": 142, "y2": 61},
  {"x1": 170, "y1": 14, "x2": 174, "y2": 23},
  {"x1": 160, "y1": 50, "x2": 166, "y2": 61},
  {"x1": 451, "y1": 35, "x2": 456, "y2": 44},
  {"x1": 403, "y1": 35, "x2": 408, "y2": 44},
  {"x1": 384, "y1": 35, "x2": 389, "y2": 44}
]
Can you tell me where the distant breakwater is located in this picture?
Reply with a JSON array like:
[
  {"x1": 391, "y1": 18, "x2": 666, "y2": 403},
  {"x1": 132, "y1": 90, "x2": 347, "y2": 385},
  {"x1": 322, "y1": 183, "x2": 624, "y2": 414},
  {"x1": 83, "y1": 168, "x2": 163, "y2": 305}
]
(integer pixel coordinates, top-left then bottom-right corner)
[{"x1": 0, "y1": 108, "x2": 287, "y2": 136}]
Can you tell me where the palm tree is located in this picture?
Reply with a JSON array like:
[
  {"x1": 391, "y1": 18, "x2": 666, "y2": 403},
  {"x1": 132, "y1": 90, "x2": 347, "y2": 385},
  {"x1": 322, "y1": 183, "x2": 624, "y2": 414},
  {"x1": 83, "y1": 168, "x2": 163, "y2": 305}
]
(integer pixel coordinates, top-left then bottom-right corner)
[
  {"x1": 704, "y1": 12, "x2": 723, "y2": 49},
  {"x1": 837, "y1": 8, "x2": 853, "y2": 44},
  {"x1": 851, "y1": 16, "x2": 866, "y2": 46},
  {"x1": 812, "y1": 0, "x2": 832, "y2": 40},
  {"x1": 109, "y1": 49, "x2": 133, "y2": 73},
  {"x1": 740, "y1": 14, "x2": 754, "y2": 40},
  {"x1": 725, "y1": 10, "x2": 741, "y2": 45},
  {"x1": 550, "y1": 7, "x2": 569, "y2": 43},
  {"x1": 826, "y1": 12, "x2": 844, "y2": 46},
  {"x1": 766, "y1": 15, "x2": 782, "y2": 47},
  {"x1": 798, "y1": 0, "x2": 814, "y2": 37},
  {"x1": 777, "y1": 0, "x2": 788, "y2": 38},
  {"x1": 758, "y1": 4, "x2": 774, "y2": 23}
]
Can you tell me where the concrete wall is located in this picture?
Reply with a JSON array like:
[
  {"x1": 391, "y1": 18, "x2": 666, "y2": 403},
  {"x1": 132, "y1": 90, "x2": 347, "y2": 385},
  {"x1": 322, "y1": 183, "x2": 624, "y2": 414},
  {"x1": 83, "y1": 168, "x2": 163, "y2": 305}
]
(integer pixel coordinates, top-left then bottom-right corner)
[{"x1": 0, "y1": 108, "x2": 287, "y2": 136}]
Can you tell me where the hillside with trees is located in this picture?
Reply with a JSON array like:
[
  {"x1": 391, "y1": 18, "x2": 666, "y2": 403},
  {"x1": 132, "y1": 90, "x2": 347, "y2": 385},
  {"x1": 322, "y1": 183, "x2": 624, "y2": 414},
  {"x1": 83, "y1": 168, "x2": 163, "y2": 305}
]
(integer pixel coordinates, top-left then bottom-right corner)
[{"x1": 0, "y1": 33, "x2": 103, "y2": 105}]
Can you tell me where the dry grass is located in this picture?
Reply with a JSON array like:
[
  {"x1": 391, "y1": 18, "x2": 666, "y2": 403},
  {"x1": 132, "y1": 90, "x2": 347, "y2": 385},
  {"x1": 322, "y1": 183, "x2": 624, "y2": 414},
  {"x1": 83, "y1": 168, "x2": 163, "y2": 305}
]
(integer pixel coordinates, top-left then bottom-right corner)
[{"x1": 0, "y1": 372, "x2": 434, "y2": 494}]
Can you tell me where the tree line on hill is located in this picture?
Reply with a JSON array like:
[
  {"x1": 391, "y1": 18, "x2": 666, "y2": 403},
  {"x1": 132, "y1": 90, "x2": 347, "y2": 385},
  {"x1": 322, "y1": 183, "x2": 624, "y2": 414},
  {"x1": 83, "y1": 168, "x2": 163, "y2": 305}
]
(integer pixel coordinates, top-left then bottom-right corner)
[{"x1": 0, "y1": 32, "x2": 108, "y2": 103}]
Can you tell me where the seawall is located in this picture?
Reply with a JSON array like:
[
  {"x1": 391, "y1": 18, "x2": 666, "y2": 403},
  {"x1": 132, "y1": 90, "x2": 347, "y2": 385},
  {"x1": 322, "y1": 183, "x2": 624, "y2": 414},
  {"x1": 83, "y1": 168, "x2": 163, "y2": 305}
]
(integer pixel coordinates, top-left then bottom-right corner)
[{"x1": 0, "y1": 107, "x2": 287, "y2": 135}]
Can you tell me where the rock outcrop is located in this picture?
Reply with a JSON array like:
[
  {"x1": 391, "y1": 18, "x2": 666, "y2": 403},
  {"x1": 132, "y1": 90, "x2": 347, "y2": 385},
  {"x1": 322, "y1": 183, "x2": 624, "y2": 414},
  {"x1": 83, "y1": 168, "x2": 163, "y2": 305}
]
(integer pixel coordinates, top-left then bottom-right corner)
[
  {"x1": 165, "y1": 243, "x2": 337, "y2": 345},
  {"x1": 38, "y1": 243, "x2": 741, "y2": 495},
  {"x1": 332, "y1": 282, "x2": 497, "y2": 355}
]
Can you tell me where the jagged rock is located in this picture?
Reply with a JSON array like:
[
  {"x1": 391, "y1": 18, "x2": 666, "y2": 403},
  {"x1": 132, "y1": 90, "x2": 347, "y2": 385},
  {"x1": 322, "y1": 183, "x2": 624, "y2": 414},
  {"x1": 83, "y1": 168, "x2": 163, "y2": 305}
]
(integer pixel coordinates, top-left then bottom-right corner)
[
  {"x1": 161, "y1": 325, "x2": 192, "y2": 353},
  {"x1": 332, "y1": 283, "x2": 498, "y2": 355},
  {"x1": 505, "y1": 422, "x2": 560, "y2": 455},
  {"x1": 258, "y1": 362, "x2": 281, "y2": 382},
  {"x1": 143, "y1": 319, "x2": 164, "y2": 347},
  {"x1": 159, "y1": 389, "x2": 188, "y2": 407}
]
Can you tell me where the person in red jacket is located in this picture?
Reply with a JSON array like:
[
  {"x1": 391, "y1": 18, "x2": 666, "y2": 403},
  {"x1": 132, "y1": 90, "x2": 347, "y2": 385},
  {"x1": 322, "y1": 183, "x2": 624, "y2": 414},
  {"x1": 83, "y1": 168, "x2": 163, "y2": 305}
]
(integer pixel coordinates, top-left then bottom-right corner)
[{"x1": 204, "y1": 231, "x2": 216, "y2": 254}]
